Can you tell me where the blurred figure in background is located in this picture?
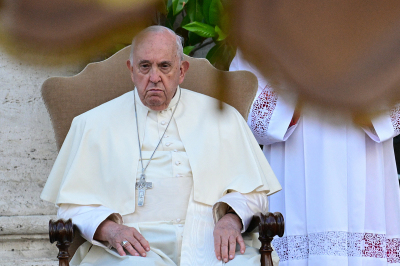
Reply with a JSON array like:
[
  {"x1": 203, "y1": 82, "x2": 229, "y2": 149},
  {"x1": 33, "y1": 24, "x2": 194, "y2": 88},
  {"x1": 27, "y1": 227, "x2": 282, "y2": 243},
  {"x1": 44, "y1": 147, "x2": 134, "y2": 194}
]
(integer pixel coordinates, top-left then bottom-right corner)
[{"x1": 230, "y1": 51, "x2": 400, "y2": 266}]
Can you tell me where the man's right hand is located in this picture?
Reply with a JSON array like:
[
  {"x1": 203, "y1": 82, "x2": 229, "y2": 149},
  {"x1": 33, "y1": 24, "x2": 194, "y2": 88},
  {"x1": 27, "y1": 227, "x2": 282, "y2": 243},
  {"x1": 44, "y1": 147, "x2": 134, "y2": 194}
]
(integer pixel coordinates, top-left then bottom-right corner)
[{"x1": 94, "y1": 219, "x2": 150, "y2": 257}]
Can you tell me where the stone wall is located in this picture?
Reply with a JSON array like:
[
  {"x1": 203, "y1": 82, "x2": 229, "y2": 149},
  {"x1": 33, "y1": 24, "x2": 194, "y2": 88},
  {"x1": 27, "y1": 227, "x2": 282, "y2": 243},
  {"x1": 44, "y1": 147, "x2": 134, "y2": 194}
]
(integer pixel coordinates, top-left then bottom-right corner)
[{"x1": 0, "y1": 48, "x2": 82, "y2": 265}]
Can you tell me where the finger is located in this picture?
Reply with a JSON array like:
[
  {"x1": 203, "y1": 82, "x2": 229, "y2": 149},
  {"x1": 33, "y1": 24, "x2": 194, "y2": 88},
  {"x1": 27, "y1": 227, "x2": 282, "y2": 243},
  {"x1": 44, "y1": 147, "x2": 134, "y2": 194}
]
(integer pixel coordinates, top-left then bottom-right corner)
[
  {"x1": 213, "y1": 233, "x2": 222, "y2": 260},
  {"x1": 115, "y1": 243, "x2": 126, "y2": 256},
  {"x1": 228, "y1": 235, "x2": 237, "y2": 260},
  {"x1": 132, "y1": 230, "x2": 150, "y2": 252},
  {"x1": 221, "y1": 235, "x2": 229, "y2": 263},
  {"x1": 237, "y1": 234, "x2": 246, "y2": 254},
  {"x1": 128, "y1": 236, "x2": 147, "y2": 257},
  {"x1": 123, "y1": 242, "x2": 139, "y2": 256}
]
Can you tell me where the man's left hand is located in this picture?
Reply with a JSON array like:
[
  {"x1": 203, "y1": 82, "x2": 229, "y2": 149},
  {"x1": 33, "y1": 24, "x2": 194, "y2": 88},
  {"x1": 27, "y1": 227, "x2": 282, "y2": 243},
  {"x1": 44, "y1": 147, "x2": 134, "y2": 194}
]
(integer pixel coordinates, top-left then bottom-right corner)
[{"x1": 213, "y1": 213, "x2": 246, "y2": 263}]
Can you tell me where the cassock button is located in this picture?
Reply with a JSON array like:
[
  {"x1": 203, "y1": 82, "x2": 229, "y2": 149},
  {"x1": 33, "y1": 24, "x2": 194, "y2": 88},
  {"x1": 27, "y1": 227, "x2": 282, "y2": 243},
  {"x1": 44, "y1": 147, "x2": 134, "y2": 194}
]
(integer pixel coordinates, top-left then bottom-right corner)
[
  {"x1": 166, "y1": 142, "x2": 172, "y2": 146},
  {"x1": 173, "y1": 149, "x2": 178, "y2": 152},
  {"x1": 175, "y1": 161, "x2": 181, "y2": 165},
  {"x1": 178, "y1": 224, "x2": 183, "y2": 227},
  {"x1": 176, "y1": 174, "x2": 183, "y2": 177},
  {"x1": 176, "y1": 218, "x2": 181, "y2": 222},
  {"x1": 164, "y1": 135, "x2": 169, "y2": 138},
  {"x1": 161, "y1": 121, "x2": 166, "y2": 125}
]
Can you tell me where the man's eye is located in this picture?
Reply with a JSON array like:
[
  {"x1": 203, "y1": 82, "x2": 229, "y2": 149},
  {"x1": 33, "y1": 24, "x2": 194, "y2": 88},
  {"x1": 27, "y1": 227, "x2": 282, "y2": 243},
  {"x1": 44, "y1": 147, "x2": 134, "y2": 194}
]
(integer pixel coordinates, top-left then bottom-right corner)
[{"x1": 140, "y1": 65, "x2": 150, "y2": 72}]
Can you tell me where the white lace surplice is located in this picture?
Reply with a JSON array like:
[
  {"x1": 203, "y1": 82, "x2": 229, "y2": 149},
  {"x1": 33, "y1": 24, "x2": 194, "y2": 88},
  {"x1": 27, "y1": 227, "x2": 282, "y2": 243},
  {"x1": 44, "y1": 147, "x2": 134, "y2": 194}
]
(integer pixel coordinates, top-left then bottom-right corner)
[{"x1": 230, "y1": 51, "x2": 400, "y2": 265}]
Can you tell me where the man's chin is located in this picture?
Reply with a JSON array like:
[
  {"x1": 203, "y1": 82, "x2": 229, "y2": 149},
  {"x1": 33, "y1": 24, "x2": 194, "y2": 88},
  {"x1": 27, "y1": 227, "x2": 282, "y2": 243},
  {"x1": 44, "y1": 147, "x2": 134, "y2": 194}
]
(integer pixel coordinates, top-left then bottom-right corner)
[{"x1": 145, "y1": 98, "x2": 167, "y2": 111}]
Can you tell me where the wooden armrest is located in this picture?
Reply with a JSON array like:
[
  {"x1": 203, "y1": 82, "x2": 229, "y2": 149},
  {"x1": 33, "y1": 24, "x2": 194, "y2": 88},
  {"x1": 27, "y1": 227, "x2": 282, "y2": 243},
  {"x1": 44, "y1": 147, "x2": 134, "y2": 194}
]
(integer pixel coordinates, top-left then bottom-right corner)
[
  {"x1": 49, "y1": 219, "x2": 74, "y2": 266},
  {"x1": 48, "y1": 214, "x2": 284, "y2": 266},
  {"x1": 247, "y1": 212, "x2": 285, "y2": 266}
]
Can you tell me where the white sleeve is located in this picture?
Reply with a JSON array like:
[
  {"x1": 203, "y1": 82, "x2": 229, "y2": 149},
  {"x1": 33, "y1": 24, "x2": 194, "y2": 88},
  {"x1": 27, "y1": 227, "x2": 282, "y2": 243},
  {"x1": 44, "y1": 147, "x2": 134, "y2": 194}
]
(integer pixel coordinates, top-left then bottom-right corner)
[
  {"x1": 57, "y1": 204, "x2": 123, "y2": 247},
  {"x1": 230, "y1": 50, "x2": 298, "y2": 145},
  {"x1": 212, "y1": 192, "x2": 268, "y2": 233},
  {"x1": 363, "y1": 104, "x2": 400, "y2": 143},
  {"x1": 249, "y1": 89, "x2": 297, "y2": 145}
]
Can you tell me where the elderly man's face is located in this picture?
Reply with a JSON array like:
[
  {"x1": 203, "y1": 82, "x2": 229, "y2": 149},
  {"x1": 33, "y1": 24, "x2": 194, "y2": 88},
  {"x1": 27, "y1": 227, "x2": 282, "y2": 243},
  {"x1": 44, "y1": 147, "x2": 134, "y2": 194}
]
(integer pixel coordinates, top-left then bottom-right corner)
[{"x1": 127, "y1": 31, "x2": 189, "y2": 111}]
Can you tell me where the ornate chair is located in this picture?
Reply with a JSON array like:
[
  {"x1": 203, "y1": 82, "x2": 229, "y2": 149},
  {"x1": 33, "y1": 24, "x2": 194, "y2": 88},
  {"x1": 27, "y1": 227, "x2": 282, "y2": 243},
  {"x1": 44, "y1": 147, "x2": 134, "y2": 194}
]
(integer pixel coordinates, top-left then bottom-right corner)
[{"x1": 42, "y1": 46, "x2": 284, "y2": 266}]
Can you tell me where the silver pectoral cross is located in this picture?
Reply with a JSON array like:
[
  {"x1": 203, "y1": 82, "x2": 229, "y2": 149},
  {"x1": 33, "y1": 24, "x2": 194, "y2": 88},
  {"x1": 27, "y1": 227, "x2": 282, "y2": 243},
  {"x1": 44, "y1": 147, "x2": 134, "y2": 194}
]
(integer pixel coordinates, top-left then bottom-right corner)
[{"x1": 135, "y1": 173, "x2": 152, "y2": 206}]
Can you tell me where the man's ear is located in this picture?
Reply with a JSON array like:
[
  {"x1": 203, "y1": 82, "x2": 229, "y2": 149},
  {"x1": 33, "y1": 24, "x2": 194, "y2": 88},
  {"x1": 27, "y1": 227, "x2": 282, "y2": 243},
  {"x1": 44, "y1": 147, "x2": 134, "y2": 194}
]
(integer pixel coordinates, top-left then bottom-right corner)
[
  {"x1": 179, "y1": 61, "x2": 190, "y2": 84},
  {"x1": 126, "y1": 60, "x2": 135, "y2": 82}
]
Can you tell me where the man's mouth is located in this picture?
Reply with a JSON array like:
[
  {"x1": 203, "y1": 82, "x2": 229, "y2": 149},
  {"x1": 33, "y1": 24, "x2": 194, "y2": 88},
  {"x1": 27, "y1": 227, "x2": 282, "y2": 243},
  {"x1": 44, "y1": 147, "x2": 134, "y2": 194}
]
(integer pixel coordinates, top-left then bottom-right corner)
[
  {"x1": 147, "y1": 86, "x2": 163, "y2": 92},
  {"x1": 146, "y1": 88, "x2": 164, "y2": 97}
]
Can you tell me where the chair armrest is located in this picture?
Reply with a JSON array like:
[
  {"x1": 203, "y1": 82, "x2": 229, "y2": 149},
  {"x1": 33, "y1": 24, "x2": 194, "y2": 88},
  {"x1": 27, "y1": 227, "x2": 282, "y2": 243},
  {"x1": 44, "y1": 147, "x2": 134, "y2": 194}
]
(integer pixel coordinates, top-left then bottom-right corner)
[
  {"x1": 49, "y1": 219, "x2": 74, "y2": 266},
  {"x1": 247, "y1": 212, "x2": 285, "y2": 266}
]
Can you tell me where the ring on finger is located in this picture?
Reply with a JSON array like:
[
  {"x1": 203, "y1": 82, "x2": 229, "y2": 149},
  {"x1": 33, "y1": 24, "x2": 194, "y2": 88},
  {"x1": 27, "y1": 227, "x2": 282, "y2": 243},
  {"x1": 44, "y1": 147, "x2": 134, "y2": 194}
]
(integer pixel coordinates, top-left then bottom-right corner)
[{"x1": 121, "y1": 240, "x2": 129, "y2": 247}]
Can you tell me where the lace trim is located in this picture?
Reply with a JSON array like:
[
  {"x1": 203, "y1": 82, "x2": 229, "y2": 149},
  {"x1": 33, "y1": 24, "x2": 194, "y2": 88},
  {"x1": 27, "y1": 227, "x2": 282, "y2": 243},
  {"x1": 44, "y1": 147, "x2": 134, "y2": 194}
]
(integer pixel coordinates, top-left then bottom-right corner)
[
  {"x1": 249, "y1": 85, "x2": 278, "y2": 144},
  {"x1": 272, "y1": 231, "x2": 400, "y2": 263},
  {"x1": 390, "y1": 104, "x2": 400, "y2": 134}
]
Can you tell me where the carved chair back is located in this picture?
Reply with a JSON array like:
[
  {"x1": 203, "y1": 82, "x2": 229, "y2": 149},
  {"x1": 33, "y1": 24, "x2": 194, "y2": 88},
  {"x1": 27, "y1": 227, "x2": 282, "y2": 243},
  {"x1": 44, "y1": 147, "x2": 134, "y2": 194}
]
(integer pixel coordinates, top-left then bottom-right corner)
[{"x1": 42, "y1": 46, "x2": 258, "y2": 149}]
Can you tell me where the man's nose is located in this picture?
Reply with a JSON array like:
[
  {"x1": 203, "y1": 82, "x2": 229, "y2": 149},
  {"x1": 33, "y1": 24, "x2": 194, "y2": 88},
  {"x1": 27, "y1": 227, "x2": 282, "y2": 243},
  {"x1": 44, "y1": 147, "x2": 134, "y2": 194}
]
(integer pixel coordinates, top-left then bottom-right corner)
[{"x1": 149, "y1": 68, "x2": 161, "y2": 84}]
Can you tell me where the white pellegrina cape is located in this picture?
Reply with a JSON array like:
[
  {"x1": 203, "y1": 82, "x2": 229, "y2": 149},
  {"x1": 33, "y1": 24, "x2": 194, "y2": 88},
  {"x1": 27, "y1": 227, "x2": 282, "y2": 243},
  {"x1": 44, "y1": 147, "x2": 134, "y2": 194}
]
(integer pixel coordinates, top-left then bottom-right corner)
[{"x1": 41, "y1": 88, "x2": 281, "y2": 265}]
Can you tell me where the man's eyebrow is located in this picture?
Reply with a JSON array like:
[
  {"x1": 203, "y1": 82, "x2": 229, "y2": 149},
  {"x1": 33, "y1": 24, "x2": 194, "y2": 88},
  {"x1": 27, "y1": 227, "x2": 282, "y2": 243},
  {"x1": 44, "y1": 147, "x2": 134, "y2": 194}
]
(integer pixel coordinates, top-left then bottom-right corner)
[
  {"x1": 159, "y1": 61, "x2": 172, "y2": 65},
  {"x1": 139, "y1": 60, "x2": 151, "y2": 65}
]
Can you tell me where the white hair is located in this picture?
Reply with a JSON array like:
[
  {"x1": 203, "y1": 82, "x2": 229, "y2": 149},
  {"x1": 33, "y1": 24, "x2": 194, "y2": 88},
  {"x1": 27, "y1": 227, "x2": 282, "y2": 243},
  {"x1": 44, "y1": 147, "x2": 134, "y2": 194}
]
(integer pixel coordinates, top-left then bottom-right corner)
[{"x1": 129, "y1": 26, "x2": 184, "y2": 63}]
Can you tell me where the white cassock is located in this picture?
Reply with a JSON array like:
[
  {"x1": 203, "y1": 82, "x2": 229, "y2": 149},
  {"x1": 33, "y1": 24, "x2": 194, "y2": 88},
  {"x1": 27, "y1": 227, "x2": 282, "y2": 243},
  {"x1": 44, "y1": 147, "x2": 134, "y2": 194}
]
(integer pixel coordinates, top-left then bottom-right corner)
[
  {"x1": 41, "y1": 88, "x2": 281, "y2": 265},
  {"x1": 230, "y1": 51, "x2": 400, "y2": 266}
]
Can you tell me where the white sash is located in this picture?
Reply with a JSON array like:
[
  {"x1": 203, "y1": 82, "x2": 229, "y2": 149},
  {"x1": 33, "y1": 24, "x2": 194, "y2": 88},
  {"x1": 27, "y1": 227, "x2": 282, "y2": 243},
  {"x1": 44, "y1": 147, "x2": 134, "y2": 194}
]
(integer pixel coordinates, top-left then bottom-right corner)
[{"x1": 180, "y1": 189, "x2": 223, "y2": 266}]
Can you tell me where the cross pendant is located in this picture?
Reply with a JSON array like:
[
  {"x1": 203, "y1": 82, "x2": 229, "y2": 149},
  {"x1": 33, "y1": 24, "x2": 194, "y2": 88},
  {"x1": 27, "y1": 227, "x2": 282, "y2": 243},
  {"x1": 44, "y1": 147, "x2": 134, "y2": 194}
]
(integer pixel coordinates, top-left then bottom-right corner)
[{"x1": 135, "y1": 174, "x2": 152, "y2": 206}]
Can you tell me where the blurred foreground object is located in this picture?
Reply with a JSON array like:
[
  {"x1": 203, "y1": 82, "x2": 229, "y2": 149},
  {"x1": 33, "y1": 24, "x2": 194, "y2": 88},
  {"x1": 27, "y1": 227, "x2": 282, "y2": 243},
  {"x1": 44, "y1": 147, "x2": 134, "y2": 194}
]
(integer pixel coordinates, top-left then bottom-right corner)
[
  {"x1": 231, "y1": 0, "x2": 400, "y2": 113},
  {"x1": 0, "y1": 0, "x2": 161, "y2": 64},
  {"x1": 4, "y1": 0, "x2": 400, "y2": 113}
]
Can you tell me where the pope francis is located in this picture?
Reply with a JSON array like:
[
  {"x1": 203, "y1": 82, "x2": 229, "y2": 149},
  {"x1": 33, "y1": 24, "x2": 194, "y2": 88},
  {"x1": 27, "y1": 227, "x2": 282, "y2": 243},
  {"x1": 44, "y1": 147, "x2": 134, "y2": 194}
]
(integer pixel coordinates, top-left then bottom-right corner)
[{"x1": 40, "y1": 26, "x2": 281, "y2": 266}]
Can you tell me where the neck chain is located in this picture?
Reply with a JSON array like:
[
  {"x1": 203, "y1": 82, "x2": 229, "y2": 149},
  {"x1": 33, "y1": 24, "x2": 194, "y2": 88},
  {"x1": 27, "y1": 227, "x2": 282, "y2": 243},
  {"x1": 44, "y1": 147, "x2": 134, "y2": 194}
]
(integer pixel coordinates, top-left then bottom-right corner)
[{"x1": 133, "y1": 88, "x2": 181, "y2": 206}]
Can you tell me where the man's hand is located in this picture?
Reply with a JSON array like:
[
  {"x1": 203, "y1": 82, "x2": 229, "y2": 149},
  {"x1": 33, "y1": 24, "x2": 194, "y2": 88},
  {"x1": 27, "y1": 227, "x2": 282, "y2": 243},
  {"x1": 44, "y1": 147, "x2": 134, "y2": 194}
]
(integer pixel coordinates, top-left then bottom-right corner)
[
  {"x1": 94, "y1": 219, "x2": 150, "y2": 257},
  {"x1": 213, "y1": 213, "x2": 246, "y2": 263}
]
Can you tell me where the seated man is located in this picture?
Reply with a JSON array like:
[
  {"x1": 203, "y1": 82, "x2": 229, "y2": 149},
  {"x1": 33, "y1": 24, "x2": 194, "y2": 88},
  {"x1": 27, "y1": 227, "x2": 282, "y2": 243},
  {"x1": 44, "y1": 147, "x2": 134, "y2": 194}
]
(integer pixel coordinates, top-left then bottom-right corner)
[{"x1": 40, "y1": 26, "x2": 281, "y2": 266}]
